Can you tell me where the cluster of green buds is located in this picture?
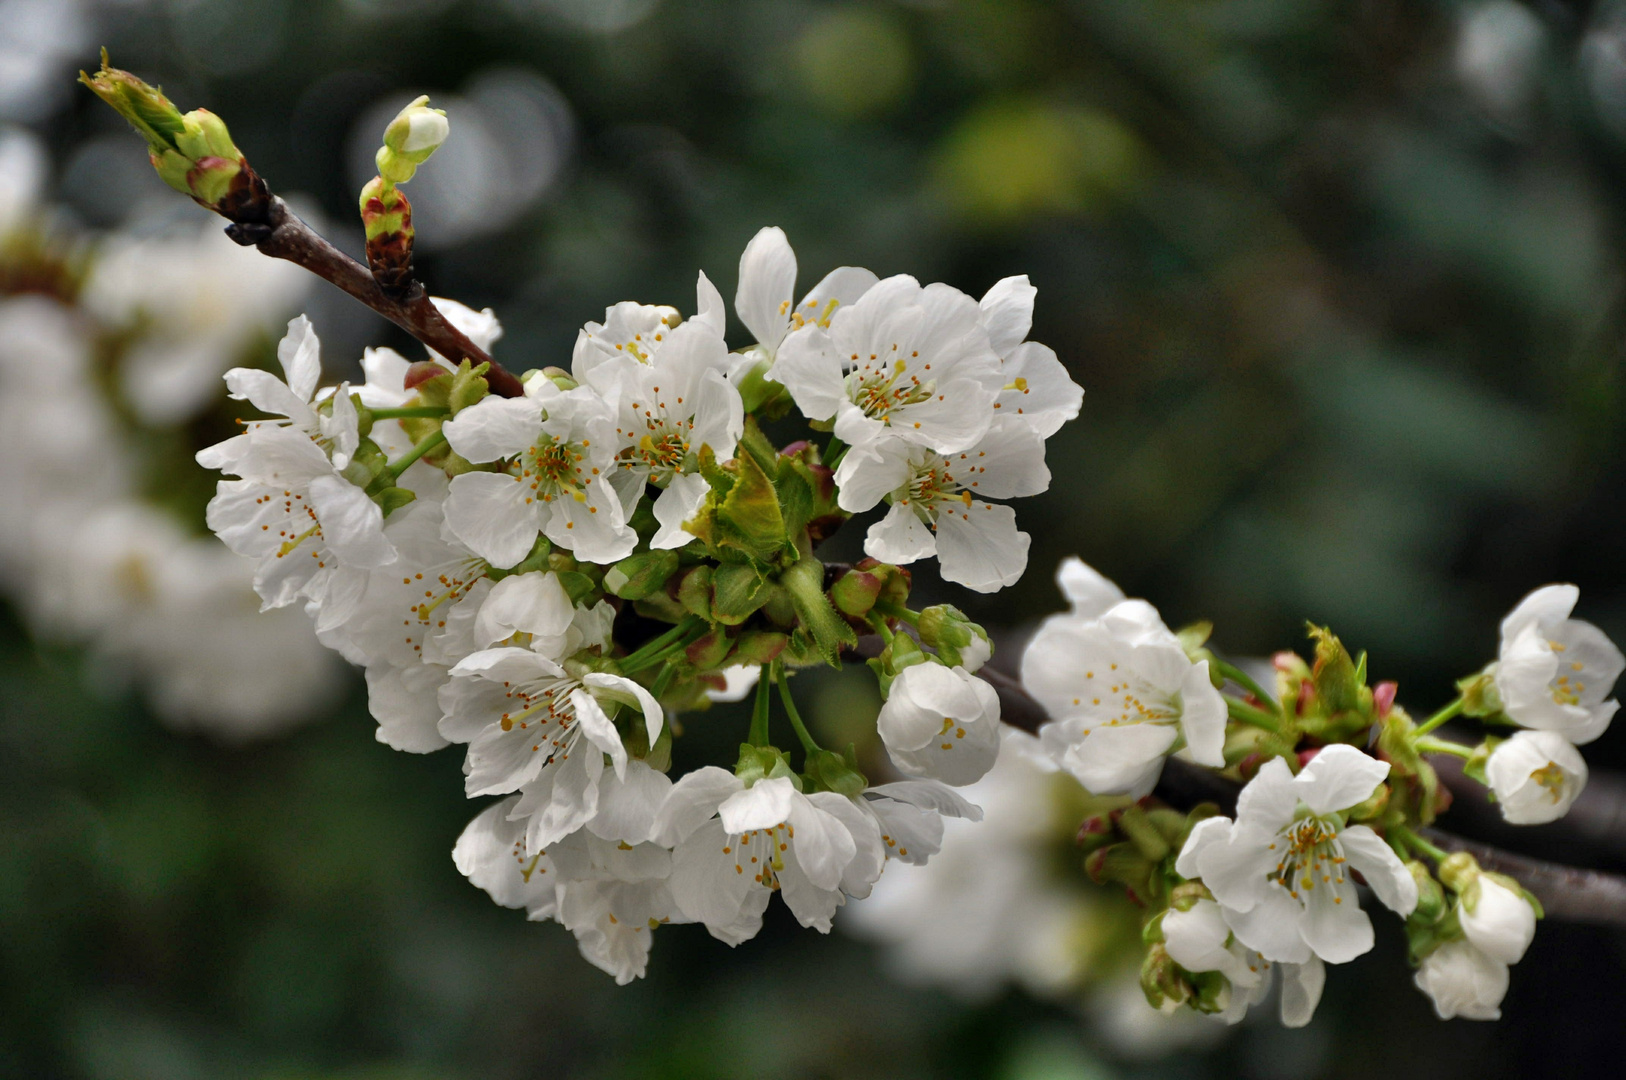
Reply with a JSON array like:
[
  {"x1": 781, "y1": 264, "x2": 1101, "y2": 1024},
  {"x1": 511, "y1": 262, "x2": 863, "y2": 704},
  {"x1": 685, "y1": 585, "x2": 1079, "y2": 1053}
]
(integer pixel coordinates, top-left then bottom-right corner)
[{"x1": 79, "y1": 51, "x2": 256, "y2": 217}]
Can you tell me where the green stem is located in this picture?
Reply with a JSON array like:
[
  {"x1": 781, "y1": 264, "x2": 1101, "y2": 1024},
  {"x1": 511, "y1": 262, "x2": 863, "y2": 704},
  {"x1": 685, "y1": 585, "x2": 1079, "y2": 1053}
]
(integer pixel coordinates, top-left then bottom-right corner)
[
  {"x1": 749, "y1": 669, "x2": 772, "y2": 747},
  {"x1": 773, "y1": 661, "x2": 820, "y2": 756},
  {"x1": 866, "y1": 613, "x2": 895, "y2": 644},
  {"x1": 650, "y1": 661, "x2": 678, "y2": 700},
  {"x1": 620, "y1": 615, "x2": 704, "y2": 673},
  {"x1": 823, "y1": 435, "x2": 845, "y2": 466},
  {"x1": 1394, "y1": 825, "x2": 1448, "y2": 863},
  {"x1": 384, "y1": 428, "x2": 446, "y2": 479},
  {"x1": 1417, "y1": 736, "x2": 1473, "y2": 761},
  {"x1": 1226, "y1": 697, "x2": 1281, "y2": 733},
  {"x1": 369, "y1": 405, "x2": 449, "y2": 420},
  {"x1": 1212, "y1": 659, "x2": 1278, "y2": 715},
  {"x1": 874, "y1": 601, "x2": 919, "y2": 626},
  {"x1": 1413, "y1": 697, "x2": 1464, "y2": 738}
]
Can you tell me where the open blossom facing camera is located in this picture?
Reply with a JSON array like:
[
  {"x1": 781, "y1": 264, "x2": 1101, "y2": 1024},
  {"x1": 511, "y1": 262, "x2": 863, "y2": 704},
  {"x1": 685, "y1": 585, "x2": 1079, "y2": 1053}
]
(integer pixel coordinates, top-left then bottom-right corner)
[
  {"x1": 442, "y1": 378, "x2": 635, "y2": 566},
  {"x1": 1177, "y1": 746, "x2": 1418, "y2": 964},
  {"x1": 1022, "y1": 559, "x2": 1225, "y2": 797},
  {"x1": 1494, "y1": 584, "x2": 1623, "y2": 744}
]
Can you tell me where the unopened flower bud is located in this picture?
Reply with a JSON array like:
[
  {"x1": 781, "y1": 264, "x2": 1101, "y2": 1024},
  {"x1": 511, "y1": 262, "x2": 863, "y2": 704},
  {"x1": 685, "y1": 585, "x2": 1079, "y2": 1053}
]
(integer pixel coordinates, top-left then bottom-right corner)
[
  {"x1": 1484, "y1": 729, "x2": 1587, "y2": 825},
  {"x1": 1458, "y1": 873, "x2": 1539, "y2": 965},
  {"x1": 1346, "y1": 781, "x2": 1390, "y2": 821},
  {"x1": 605, "y1": 549, "x2": 680, "y2": 601},
  {"x1": 684, "y1": 627, "x2": 733, "y2": 671},
  {"x1": 917, "y1": 604, "x2": 992, "y2": 672},
  {"x1": 1414, "y1": 940, "x2": 1508, "y2": 1021},
  {"x1": 732, "y1": 629, "x2": 788, "y2": 666},
  {"x1": 829, "y1": 567, "x2": 884, "y2": 618},
  {"x1": 376, "y1": 95, "x2": 449, "y2": 184},
  {"x1": 80, "y1": 54, "x2": 249, "y2": 211},
  {"x1": 1408, "y1": 860, "x2": 1447, "y2": 923}
]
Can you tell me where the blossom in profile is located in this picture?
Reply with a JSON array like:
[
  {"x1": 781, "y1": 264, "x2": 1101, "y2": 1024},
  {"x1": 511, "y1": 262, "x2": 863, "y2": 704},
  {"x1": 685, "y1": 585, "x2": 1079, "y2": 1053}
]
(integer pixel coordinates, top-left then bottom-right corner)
[
  {"x1": 1494, "y1": 584, "x2": 1623, "y2": 745},
  {"x1": 1484, "y1": 729, "x2": 1587, "y2": 825}
]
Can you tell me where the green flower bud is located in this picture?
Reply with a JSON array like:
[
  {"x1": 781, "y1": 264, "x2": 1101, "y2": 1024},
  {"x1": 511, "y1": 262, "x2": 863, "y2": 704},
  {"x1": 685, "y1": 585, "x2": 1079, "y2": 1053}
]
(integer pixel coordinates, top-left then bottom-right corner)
[
  {"x1": 605, "y1": 550, "x2": 681, "y2": 601},
  {"x1": 80, "y1": 55, "x2": 248, "y2": 211},
  {"x1": 1346, "y1": 781, "x2": 1390, "y2": 822},
  {"x1": 1408, "y1": 860, "x2": 1447, "y2": 923},
  {"x1": 829, "y1": 567, "x2": 884, "y2": 618},
  {"x1": 1457, "y1": 663, "x2": 1504, "y2": 718},
  {"x1": 376, "y1": 95, "x2": 449, "y2": 185},
  {"x1": 732, "y1": 629, "x2": 789, "y2": 665},
  {"x1": 1438, "y1": 851, "x2": 1481, "y2": 895},
  {"x1": 917, "y1": 604, "x2": 992, "y2": 671},
  {"x1": 685, "y1": 627, "x2": 734, "y2": 671}
]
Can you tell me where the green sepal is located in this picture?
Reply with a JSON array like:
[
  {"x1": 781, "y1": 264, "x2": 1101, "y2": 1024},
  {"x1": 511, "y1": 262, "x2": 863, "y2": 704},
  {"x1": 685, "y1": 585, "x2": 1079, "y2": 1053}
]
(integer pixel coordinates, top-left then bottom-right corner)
[
  {"x1": 732, "y1": 629, "x2": 789, "y2": 666},
  {"x1": 734, "y1": 744, "x2": 801, "y2": 789},
  {"x1": 1309, "y1": 624, "x2": 1363, "y2": 714},
  {"x1": 1457, "y1": 664, "x2": 1504, "y2": 718},
  {"x1": 804, "y1": 746, "x2": 867, "y2": 796},
  {"x1": 448, "y1": 359, "x2": 492, "y2": 415},
  {"x1": 685, "y1": 627, "x2": 734, "y2": 670},
  {"x1": 779, "y1": 556, "x2": 856, "y2": 666},
  {"x1": 374, "y1": 486, "x2": 417, "y2": 517},
  {"x1": 1464, "y1": 738, "x2": 1498, "y2": 786},
  {"x1": 867, "y1": 633, "x2": 927, "y2": 698}
]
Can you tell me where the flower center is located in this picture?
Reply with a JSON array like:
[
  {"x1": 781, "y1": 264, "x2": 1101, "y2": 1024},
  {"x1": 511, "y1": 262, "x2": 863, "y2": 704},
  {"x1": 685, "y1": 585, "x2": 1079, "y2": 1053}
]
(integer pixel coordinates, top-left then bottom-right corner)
[
  {"x1": 1531, "y1": 762, "x2": 1568, "y2": 802},
  {"x1": 1269, "y1": 814, "x2": 1347, "y2": 903},
  {"x1": 523, "y1": 436, "x2": 592, "y2": 503},
  {"x1": 498, "y1": 677, "x2": 586, "y2": 766},
  {"x1": 722, "y1": 821, "x2": 796, "y2": 889},
  {"x1": 845, "y1": 347, "x2": 935, "y2": 422}
]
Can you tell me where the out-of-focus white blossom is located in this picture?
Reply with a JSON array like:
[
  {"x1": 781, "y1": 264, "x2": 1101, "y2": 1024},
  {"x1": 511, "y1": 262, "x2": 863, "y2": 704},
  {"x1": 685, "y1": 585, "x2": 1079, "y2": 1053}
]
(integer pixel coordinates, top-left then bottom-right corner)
[
  {"x1": 1494, "y1": 584, "x2": 1622, "y2": 745},
  {"x1": 1485, "y1": 729, "x2": 1588, "y2": 825}
]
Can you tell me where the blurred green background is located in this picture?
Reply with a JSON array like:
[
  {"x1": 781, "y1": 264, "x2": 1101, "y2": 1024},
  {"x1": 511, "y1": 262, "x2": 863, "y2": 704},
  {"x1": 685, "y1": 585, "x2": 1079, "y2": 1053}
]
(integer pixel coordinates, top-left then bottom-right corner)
[{"x1": 5, "y1": 0, "x2": 1626, "y2": 1076}]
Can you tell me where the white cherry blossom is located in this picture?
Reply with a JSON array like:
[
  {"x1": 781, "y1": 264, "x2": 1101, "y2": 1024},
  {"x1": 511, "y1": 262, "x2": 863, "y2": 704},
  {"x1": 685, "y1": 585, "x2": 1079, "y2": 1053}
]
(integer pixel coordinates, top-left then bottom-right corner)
[
  {"x1": 1161, "y1": 897, "x2": 1326, "y2": 1027},
  {"x1": 1023, "y1": 594, "x2": 1226, "y2": 797},
  {"x1": 1485, "y1": 729, "x2": 1588, "y2": 825},
  {"x1": 731, "y1": 226, "x2": 877, "y2": 377},
  {"x1": 1494, "y1": 584, "x2": 1623, "y2": 744},
  {"x1": 875, "y1": 662, "x2": 1002, "y2": 786},
  {"x1": 977, "y1": 275, "x2": 1083, "y2": 438},
  {"x1": 773, "y1": 274, "x2": 1002, "y2": 454},
  {"x1": 571, "y1": 273, "x2": 727, "y2": 403},
  {"x1": 601, "y1": 317, "x2": 744, "y2": 549},
  {"x1": 1176, "y1": 746, "x2": 1418, "y2": 965},
  {"x1": 441, "y1": 378, "x2": 635, "y2": 566},
  {"x1": 654, "y1": 769, "x2": 883, "y2": 941},
  {"x1": 199, "y1": 315, "x2": 359, "y2": 473},
  {"x1": 1414, "y1": 940, "x2": 1509, "y2": 1021},
  {"x1": 837, "y1": 416, "x2": 1048, "y2": 592},
  {"x1": 858, "y1": 779, "x2": 983, "y2": 866},
  {"x1": 438, "y1": 646, "x2": 663, "y2": 844}
]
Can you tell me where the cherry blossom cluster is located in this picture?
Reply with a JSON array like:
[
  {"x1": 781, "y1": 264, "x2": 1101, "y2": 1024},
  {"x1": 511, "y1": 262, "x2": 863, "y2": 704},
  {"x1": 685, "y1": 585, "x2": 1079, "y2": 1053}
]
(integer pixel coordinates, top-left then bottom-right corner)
[
  {"x1": 1010, "y1": 559, "x2": 1620, "y2": 1026},
  {"x1": 191, "y1": 214, "x2": 1082, "y2": 979},
  {"x1": 0, "y1": 124, "x2": 339, "y2": 737}
]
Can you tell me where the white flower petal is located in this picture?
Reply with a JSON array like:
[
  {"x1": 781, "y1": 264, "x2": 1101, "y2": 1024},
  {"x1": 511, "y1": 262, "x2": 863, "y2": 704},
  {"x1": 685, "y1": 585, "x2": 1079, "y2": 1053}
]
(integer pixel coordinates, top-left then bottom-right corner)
[{"x1": 443, "y1": 472, "x2": 543, "y2": 569}]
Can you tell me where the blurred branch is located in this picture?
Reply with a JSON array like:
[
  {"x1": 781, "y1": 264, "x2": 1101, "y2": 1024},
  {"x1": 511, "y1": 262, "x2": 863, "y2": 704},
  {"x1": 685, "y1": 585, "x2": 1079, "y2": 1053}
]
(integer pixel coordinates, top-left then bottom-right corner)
[{"x1": 222, "y1": 194, "x2": 525, "y2": 399}]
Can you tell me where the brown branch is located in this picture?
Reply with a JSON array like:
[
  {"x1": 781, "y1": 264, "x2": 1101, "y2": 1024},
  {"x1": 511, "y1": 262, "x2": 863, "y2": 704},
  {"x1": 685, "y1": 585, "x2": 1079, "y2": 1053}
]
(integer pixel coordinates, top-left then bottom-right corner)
[
  {"x1": 853, "y1": 635, "x2": 1626, "y2": 927},
  {"x1": 222, "y1": 195, "x2": 525, "y2": 399}
]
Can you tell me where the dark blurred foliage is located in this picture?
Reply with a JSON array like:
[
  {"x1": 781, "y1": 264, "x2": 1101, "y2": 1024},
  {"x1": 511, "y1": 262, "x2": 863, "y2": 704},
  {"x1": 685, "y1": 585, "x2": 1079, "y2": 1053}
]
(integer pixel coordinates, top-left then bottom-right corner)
[{"x1": 6, "y1": 0, "x2": 1626, "y2": 1076}]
